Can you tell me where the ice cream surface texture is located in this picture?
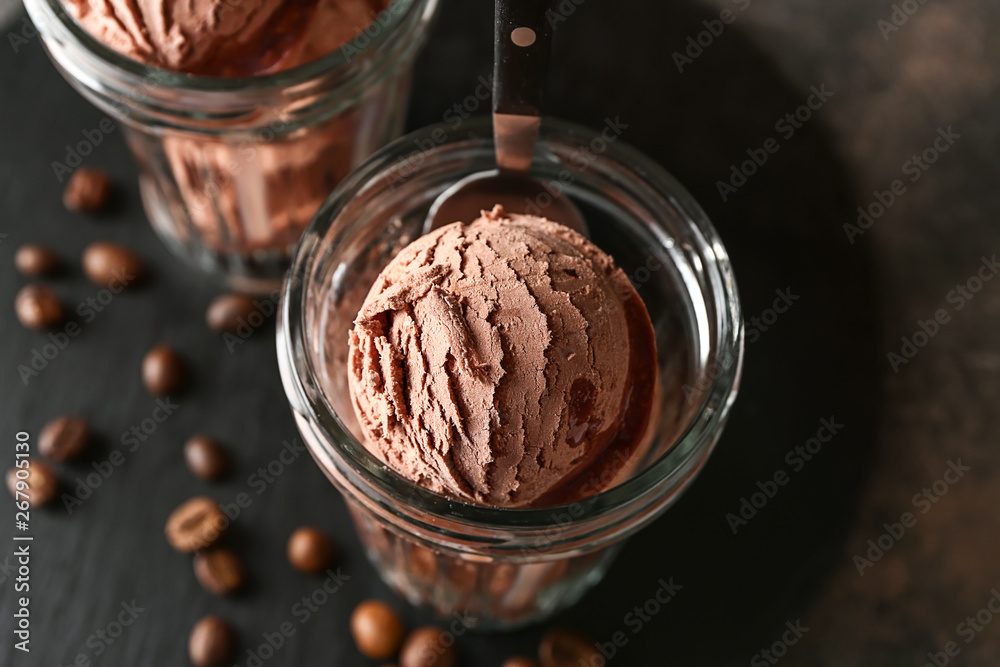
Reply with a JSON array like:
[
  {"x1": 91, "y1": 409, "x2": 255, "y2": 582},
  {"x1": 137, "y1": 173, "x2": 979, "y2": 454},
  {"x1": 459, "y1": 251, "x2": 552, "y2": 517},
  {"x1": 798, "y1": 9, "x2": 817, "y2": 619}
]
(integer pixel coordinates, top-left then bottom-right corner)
[
  {"x1": 347, "y1": 206, "x2": 657, "y2": 507},
  {"x1": 64, "y1": 0, "x2": 387, "y2": 75}
]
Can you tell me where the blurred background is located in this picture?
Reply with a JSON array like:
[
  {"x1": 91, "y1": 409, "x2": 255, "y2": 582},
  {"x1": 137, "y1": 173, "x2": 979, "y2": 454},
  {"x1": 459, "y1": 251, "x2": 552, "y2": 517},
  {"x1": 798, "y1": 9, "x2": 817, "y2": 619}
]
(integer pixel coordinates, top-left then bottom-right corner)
[{"x1": 2, "y1": 0, "x2": 999, "y2": 664}]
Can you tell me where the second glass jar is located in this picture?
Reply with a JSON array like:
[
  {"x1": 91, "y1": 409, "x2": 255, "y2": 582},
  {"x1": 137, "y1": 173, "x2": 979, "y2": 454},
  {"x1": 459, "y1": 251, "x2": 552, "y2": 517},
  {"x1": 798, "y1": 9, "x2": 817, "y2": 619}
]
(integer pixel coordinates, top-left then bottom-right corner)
[{"x1": 26, "y1": 0, "x2": 440, "y2": 293}]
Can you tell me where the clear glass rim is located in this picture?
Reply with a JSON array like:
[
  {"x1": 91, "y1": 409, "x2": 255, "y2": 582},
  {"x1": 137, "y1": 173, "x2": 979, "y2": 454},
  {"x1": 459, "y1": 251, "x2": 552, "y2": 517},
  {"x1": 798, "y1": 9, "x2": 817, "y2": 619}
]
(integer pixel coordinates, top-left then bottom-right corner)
[
  {"x1": 28, "y1": 0, "x2": 432, "y2": 92},
  {"x1": 278, "y1": 116, "x2": 743, "y2": 530}
]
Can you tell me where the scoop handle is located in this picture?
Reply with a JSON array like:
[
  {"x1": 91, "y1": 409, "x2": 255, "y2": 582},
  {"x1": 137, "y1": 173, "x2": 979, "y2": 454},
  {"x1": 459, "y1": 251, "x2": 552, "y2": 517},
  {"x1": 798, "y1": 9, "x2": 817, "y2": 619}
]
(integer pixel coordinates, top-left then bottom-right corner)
[{"x1": 493, "y1": 0, "x2": 553, "y2": 117}]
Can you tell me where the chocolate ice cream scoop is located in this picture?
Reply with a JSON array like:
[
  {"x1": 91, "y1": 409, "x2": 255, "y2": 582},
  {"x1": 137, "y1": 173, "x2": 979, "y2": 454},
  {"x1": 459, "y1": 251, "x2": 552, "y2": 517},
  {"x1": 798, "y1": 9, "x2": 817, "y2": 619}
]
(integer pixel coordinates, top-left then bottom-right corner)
[
  {"x1": 347, "y1": 205, "x2": 657, "y2": 507},
  {"x1": 64, "y1": 0, "x2": 387, "y2": 75}
]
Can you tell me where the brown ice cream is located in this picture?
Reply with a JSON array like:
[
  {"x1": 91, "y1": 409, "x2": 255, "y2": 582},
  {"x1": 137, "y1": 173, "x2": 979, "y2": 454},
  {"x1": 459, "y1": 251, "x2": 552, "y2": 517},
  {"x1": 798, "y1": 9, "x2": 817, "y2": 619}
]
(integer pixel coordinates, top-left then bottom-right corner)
[
  {"x1": 64, "y1": 0, "x2": 387, "y2": 75},
  {"x1": 62, "y1": 0, "x2": 405, "y2": 281},
  {"x1": 347, "y1": 206, "x2": 657, "y2": 507}
]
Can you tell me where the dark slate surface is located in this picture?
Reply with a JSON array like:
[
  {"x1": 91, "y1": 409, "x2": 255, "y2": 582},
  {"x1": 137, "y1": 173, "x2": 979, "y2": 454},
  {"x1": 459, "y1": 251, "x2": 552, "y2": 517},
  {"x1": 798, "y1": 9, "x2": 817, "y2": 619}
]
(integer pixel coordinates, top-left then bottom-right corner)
[{"x1": 2, "y1": 0, "x2": 999, "y2": 664}]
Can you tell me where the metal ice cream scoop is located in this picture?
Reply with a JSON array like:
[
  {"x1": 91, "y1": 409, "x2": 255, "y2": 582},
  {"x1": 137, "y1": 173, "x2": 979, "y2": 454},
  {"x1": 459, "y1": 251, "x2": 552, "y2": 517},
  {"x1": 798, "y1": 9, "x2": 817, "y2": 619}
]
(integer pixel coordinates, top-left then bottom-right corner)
[{"x1": 423, "y1": 0, "x2": 586, "y2": 234}]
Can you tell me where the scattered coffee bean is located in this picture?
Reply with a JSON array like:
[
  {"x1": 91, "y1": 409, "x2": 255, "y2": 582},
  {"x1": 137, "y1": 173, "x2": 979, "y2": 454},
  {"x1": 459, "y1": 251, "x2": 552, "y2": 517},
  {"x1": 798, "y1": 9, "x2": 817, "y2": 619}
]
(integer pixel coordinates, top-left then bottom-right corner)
[
  {"x1": 6, "y1": 458, "x2": 58, "y2": 507},
  {"x1": 15, "y1": 244, "x2": 62, "y2": 277},
  {"x1": 81, "y1": 242, "x2": 143, "y2": 289},
  {"x1": 142, "y1": 344, "x2": 186, "y2": 396},
  {"x1": 15, "y1": 284, "x2": 63, "y2": 329},
  {"x1": 205, "y1": 293, "x2": 257, "y2": 334},
  {"x1": 538, "y1": 628, "x2": 599, "y2": 667},
  {"x1": 287, "y1": 526, "x2": 335, "y2": 574},
  {"x1": 193, "y1": 548, "x2": 244, "y2": 595},
  {"x1": 350, "y1": 599, "x2": 405, "y2": 659},
  {"x1": 188, "y1": 615, "x2": 234, "y2": 667},
  {"x1": 63, "y1": 166, "x2": 112, "y2": 213},
  {"x1": 399, "y1": 627, "x2": 456, "y2": 667},
  {"x1": 38, "y1": 415, "x2": 89, "y2": 462},
  {"x1": 184, "y1": 435, "x2": 230, "y2": 481},
  {"x1": 165, "y1": 497, "x2": 225, "y2": 553},
  {"x1": 503, "y1": 658, "x2": 540, "y2": 667}
]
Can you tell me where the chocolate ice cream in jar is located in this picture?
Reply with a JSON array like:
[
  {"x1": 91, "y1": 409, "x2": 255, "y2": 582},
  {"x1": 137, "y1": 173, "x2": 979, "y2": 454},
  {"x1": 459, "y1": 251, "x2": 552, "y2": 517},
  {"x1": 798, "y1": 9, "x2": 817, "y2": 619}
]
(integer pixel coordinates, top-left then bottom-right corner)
[
  {"x1": 278, "y1": 118, "x2": 743, "y2": 628},
  {"x1": 25, "y1": 0, "x2": 440, "y2": 293}
]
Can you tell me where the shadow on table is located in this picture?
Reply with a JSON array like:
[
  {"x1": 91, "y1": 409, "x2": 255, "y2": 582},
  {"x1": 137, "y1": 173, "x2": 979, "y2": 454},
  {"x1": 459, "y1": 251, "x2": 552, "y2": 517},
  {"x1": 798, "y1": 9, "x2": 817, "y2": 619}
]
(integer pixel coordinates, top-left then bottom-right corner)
[{"x1": 491, "y1": 0, "x2": 881, "y2": 664}]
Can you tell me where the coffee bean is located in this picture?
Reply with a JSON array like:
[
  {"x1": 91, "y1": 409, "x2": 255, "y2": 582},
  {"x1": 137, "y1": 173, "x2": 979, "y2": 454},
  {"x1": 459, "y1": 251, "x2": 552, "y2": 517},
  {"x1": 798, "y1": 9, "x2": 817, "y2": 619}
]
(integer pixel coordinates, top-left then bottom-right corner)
[
  {"x1": 205, "y1": 293, "x2": 257, "y2": 334},
  {"x1": 82, "y1": 242, "x2": 143, "y2": 289},
  {"x1": 350, "y1": 600, "x2": 405, "y2": 659},
  {"x1": 15, "y1": 284, "x2": 63, "y2": 329},
  {"x1": 287, "y1": 526, "x2": 335, "y2": 574},
  {"x1": 165, "y1": 497, "x2": 225, "y2": 553},
  {"x1": 6, "y1": 458, "x2": 58, "y2": 507},
  {"x1": 188, "y1": 615, "x2": 234, "y2": 667},
  {"x1": 38, "y1": 415, "x2": 89, "y2": 462},
  {"x1": 399, "y1": 627, "x2": 456, "y2": 667},
  {"x1": 15, "y1": 244, "x2": 62, "y2": 277},
  {"x1": 142, "y1": 344, "x2": 186, "y2": 396},
  {"x1": 193, "y1": 548, "x2": 244, "y2": 595},
  {"x1": 184, "y1": 435, "x2": 230, "y2": 481},
  {"x1": 538, "y1": 628, "x2": 599, "y2": 667},
  {"x1": 63, "y1": 166, "x2": 112, "y2": 213},
  {"x1": 503, "y1": 658, "x2": 540, "y2": 667}
]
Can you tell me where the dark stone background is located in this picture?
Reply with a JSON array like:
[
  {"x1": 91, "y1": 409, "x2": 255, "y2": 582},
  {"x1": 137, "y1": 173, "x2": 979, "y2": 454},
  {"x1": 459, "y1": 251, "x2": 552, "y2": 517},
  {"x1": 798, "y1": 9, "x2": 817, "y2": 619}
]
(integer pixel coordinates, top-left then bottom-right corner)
[{"x1": 1, "y1": 0, "x2": 998, "y2": 664}]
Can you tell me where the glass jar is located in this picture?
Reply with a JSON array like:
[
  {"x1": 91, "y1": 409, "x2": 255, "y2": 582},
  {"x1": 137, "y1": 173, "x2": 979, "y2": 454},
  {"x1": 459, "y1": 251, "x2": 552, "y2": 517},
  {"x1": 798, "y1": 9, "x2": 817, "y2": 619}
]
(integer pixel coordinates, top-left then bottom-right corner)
[
  {"x1": 277, "y1": 117, "x2": 743, "y2": 629},
  {"x1": 24, "y1": 0, "x2": 439, "y2": 293}
]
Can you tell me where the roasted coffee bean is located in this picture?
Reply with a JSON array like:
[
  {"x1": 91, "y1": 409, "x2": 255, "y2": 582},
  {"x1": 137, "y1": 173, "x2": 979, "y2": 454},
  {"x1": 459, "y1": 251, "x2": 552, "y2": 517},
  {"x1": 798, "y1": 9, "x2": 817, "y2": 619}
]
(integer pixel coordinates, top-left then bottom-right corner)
[
  {"x1": 205, "y1": 293, "x2": 257, "y2": 334},
  {"x1": 15, "y1": 284, "x2": 62, "y2": 329},
  {"x1": 6, "y1": 458, "x2": 58, "y2": 507},
  {"x1": 15, "y1": 244, "x2": 62, "y2": 277},
  {"x1": 538, "y1": 628, "x2": 599, "y2": 667},
  {"x1": 188, "y1": 615, "x2": 234, "y2": 667},
  {"x1": 503, "y1": 658, "x2": 540, "y2": 667},
  {"x1": 38, "y1": 415, "x2": 89, "y2": 462},
  {"x1": 81, "y1": 242, "x2": 143, "y2": 289},
  {"x1": 399, "y1": 627, "x2": 456, "y2": 667},
  {"x1": 184, "y1": 435, "x2": 230, "y2": 481},
  {"x1": 142, "y1": 344, "x2": 186, "y2": 396},
  {"x1": 165, "y1": 497, "x2": 225, "y2": 553},
  {"x1": 193, "y1": 548, "x2": 244, "y2": 595},
  {"x1": 63, "y1": 166, "x2": 112, "y2": 213},
  {"x1": 350, "y1": 600, "x2": 406, "y2": 659},
  {"x1": 287, "y1": 526, "x2": 335, "y2": 573}
]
